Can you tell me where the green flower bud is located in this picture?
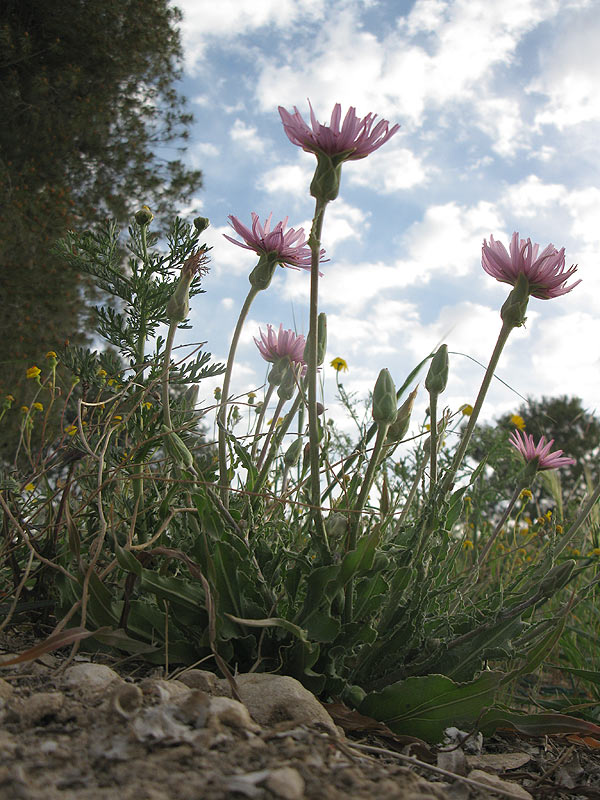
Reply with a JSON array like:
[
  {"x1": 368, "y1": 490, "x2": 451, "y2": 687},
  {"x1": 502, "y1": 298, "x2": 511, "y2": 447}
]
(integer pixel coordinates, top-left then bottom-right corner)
[
  {"x1": 325, "y1": 512, "x2": 348, "y2": 542},
  {"x1": 386, "y1": 387, "x2": 418, "y2": 443},
  {"x1": 249, "y1": 252, "x2": 278, "y2": 290},
  {"x1": 303, "y1": 312, "x2": 328, "y2": 366},
  {"x1": 277, "y1": 363, "x2": 298, "y2": 401},
  {"x1": 283, "y1": 438, "x2": 303, "y2": 468},
  {"x1": 268, "y1": 358, "x2": 289, "y2": 387},
  {"x1": 161, "y1": 425, "x2": 194, "y2": 469},
  {"x1": 166, "y1": 278, "x2": 191, "y2": 322},
  {"x1": 134, "y1": 205, "x2": 153, "y2": 226},
  {"x1": 538, "y1": 559, "x2": 575, "y2": 598},
  {"x1": 310, "y1": 152, "x2": 343, "y2": 202},
  {"x1": 372, "y1": 368, "x2": 397, "y2": 425},
  {"x1": 193, "y1": 216, "x2": 210, "y2": 234},
  {"x1": 425, "y1": 344, "x2": 449, "y2": 397},
  {"x1": 501, "y1": 272, "x2": 530, "y2": 328}
]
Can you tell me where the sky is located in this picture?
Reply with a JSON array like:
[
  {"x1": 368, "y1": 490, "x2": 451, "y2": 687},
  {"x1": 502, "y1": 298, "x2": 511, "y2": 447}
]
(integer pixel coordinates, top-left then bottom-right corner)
[{"x1": 168, "y1": 0, "x2": 600, "y2": 439}]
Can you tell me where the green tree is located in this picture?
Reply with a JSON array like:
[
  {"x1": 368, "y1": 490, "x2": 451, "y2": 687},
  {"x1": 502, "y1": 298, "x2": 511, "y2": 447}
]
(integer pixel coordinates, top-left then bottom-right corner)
[{"x1": 0, "y1": 0, "x2": 202, "y2": 402}]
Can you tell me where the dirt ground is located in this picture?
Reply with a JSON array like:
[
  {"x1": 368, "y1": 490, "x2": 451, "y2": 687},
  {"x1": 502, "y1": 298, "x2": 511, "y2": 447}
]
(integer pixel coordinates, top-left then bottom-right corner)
[{"x1": 2, "y1": 631, "x2": 600, "y2": 800}]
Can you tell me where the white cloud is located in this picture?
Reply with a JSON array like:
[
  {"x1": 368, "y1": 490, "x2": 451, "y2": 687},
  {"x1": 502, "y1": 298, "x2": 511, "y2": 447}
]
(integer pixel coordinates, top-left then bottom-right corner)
[
  {"x1": 529, "y1": 3, "x2": 600, "y2": 129},
  {"x1": 178, "y1": 0, "x2": 325, "y2": 71},
  {"x1": 256, "y1": 158, "x2": 314, "y2": 196},
  {"x1": 230, "y1": 119, "x2": 266, "y2": 153},
  {"x1": 500, "y1": 175, "x2": 565, "y2": 218},
  {"x1": 403, "y1": 201, "x2": 504, "y2": 278},
  {"x1": 346, "y1": 145, "x2": 429, "y2": 193}
]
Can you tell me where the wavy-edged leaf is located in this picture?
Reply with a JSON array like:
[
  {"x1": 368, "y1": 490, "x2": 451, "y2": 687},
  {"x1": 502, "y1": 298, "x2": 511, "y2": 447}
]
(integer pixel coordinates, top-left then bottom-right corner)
[
  {"x1": 225, "y1": 613, "x2": 309, "y2": 643},
  {"x1": 359, "y1": 671, "x2": 503, "y2": 743},
  {"x1": 480, "y1": 708, "x2": 600, "y2": 738}
]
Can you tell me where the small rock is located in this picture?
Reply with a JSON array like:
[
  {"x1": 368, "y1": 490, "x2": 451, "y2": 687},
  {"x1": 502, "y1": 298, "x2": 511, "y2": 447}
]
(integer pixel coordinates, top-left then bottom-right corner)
[
  {"x1": 265, "y1": 766, "x2": 305, "y2": 800},
  {"x1": 468, "y1": 769, "x2": 533, "y2": 800},
  {"x1": 224, "y1": 674, "x2": 337, "y2": 734},
  {"x1": 0, "y1": 731, "x2": 17, "y2": 757},
  {"x1": 110, "y1": 683, "x2": 143, "y2": 718},
  {"x1": 140, "y1": 678, "x2": 190, "y2": 702},
  {"x1": 0, "y1": 677, "x2": 13, "y2": 699},
  {"x1": 12, "y1": 691, "x2": 65, "y2": 725},
  {"x1": 208, "y1": 696, "x2": 261, "y2": 732},
  {"x1": 174, "y1": 689, "x2": 210, "y2": 728},
  {"x1": 177, "y1": 669, "x2": 219, "y2": 693},
  {"x1": 63, "y1": 663, "x2": 122, "y2": 696},
  {"x1": 466, "y1": 752, "x2": 530, "y2": 771}
]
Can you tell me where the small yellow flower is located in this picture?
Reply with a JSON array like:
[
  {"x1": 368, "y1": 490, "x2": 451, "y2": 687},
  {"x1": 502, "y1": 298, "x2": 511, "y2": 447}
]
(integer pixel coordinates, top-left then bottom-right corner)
[
  {"x1": 496, "y1": 542, "x2": 505, "y2": 552},
  {"x1": 142, "y1": 402, "x2": 152, "y2": 410},
  {"x1": 45, "y1": 351, "x2": 57, "y2": 359},
  {"x1": 32, "y1": 402, "x2": 43, "y2": 412},
  {"x1": 214, "y1": 387, "x2": 222, "y2": 400},
  {"x1": 556, "y1": 525, "x2": 563, "y2": 534},
  {"x1": 330, "y1": 357, "x2": 348, "y2": 373},
  {"x1": 537, "y1": 516, "x2": 545, "y2": 525},
  {"x1": 545, "y1": 510, "x2": 552, "y2": 520},
  {"x1": 112, "y1": 415, "x2": 123, "y2": 424},
  {"x1": 510, "y1": 414, "x2": 526, "y2": 430},
  {"x1": 519, "y1": 526, "x2": 530, "y2": 536},
  {"x1": 517, "y1": 548, "x2": 527, "y2": 557},
  {"x1": 24, "y1": 483, "x2": 35, "y2": 492},
  {"x1": 460, "y1": 404, "x2": 474, "y2": 416},
  {"x1": 589, "y1": 548, "x2": 600, "y2": 557},
  {"x1": 571, "y1": 548, "x2": 580, "y2": 557},
  {"x1": 21, "y1": 405, "x2": 29, "y2": 414},
  {"x1": 247, "y1": 392, "x2": 257, "y2": 405},
  {"x1": 6, "y1": 394, "x2": 15, "y2": 403},
  {"x1": 65, "y1": 424, "x2": 78, "y2": 436},
  {"x1": 97, "y1": 368, "x2": 107, "y2": 378},
  {"x1": 267, "y1": 417, "x2": 284, "y2": 428},
  {"x1": 26, "y1": 365, "x2": 41, "y2": 380},
  {"x1": 520, "y1": 488, "x2": 533, "y2": 500},
  {"x1": 463, "y1": 540, "x2": 474, "y2": 550},
  {"x1": 108, "y1": 378, "x2": 117, "y2": 387}
]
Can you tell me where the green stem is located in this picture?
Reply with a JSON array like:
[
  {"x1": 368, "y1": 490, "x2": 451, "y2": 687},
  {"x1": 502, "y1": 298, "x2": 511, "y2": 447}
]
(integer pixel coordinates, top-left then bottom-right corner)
[
  {"x1": 429, "y1": 394, "x2": 438, "y2": 488},
  {"x1": 477, "y1": 483, "x2": 523, "y2": 567},
  {"x1": 256, "y1": 395, "x2": 286, "y2": 471},
  {"x1": 440, "y1": 319, "x2": 514, "y2": 496},
  {"x1": 218, "y1": 286, "x2": 259, "y2": 505},
  {"x1": 161, "y1": 320, "x2": 178, "y2": 430},
  {"x1": 252, "y1": 391, "x2": 303, "y2": 505},
  {"x1": 251, "y1": 382, "x2": 275, "y2": 460},
  {"x1": 344, "y1": 422, "x2": 390, "y2": 623},
  {"x1": 554, "y1": 481, "x2": 600, "y2": 558},
  {"x1": 394, "y1": 443, "x2": 429, "y2": 533},
  {"x1": 307, "y1": 199, "x2": 329, "y2": 554}
]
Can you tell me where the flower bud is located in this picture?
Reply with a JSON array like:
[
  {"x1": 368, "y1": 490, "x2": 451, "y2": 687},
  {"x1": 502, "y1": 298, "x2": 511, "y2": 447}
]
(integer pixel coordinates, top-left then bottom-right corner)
[
  {"x1": 277, "y1": 363, "x2": 298, "y2": 401},
  {"x1": 310, "y1": 152, "x2": 343, "y2": 202},
  {"x1": 501, "y1": 272, "x2": 530, "y2": 328},
  {"x1": 193, "y1": 216, "x2": 210, "y2": 234},
  {"x1": 249, "y1": 252, "x2": 278, "y2": 290},
  {"x1": 166, "y1": 279, "x2": 191, "y2": 322},
  {"x1": 372, "y1": 368, "x2": 397, "y2": 425},
  {"x1": 161, "y1": 425, "x2": 194, "y2": 469},
  {"x1": 283, "y1": 437, "x2": 303, "y2": 467},
  {"x1": 325, "y1": 512, "x2": 347, "y2": 541},
  {"x1": 303, "y1": 312, "x2": 327, "y2": 366},
  {"x1": 425, "y1": 345, "x2": 448, "y2": 397},
  {"x1": 134, "y1": 205, "x2": 153, "y2": 226},
  {"x1": 386, "y1": 386, "x2": 418, "y2": 443},
  {"x1": 538, "y1": 560, "x2": 575, "y2": 598},
  {"x1": 268, "y1": 358, "x2": 289, "y2": 387}
]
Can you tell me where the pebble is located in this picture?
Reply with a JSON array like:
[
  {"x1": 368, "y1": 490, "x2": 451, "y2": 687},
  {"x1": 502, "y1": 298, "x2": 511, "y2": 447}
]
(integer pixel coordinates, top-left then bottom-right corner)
[
  {"x1": 208, "y1": 695, "x2": 261, "y2": 732},
  {"x1": 265, "y1": 766, "x2": 305, "y2": 800},
  {"x1": 62, "y1": 663, "x2": 122, "y2": 696},
  {"x1": 468, "y1": 768, "x2": 534, "y2": 800}
]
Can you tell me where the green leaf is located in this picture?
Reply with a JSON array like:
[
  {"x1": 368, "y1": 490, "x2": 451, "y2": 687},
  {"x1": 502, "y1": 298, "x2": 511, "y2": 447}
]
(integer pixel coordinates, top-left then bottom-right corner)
[
  {"x1": 359, "y1": 671, "x2": 502, "y2": 743},
  {"x1": 225, "y1": 613, "x2": 309, "y2": 643},
  {"x1": 480, "y1": 708, "x2": 600, "y2": 738}
]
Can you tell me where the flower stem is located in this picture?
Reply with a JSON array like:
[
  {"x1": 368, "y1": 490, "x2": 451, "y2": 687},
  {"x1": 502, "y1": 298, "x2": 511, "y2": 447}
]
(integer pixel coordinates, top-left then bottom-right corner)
[
  {"x1": 218, "y1": 286, "x2": 259, "y2": 505},
  {"x1": 161, "y1": 320, "x2": 178, "y2": 430},
  {"x1": 477, "y1": 483, "x2": 523, "y2": 567},
  {"x1": 344, "y1": 421, "x2": 390, "y2": 623},
  {"x1": 251, "y1": 382, "x2": 275, "y2": 460},
  {"x1": 429, "y1": 394, "x2": 438, "y2": 488},
  {"x1": 554, "y1": 481, "x2": 600, "y2": 558},
  {"x1": 256, "y1": 395, "x2": 286, "y2": 470},
  {"x1": 307, "y1": 198, "x2": 329, "y2": 554},
  {"x1": 441, "y1": 318, "x2": 514, "y2": 495}
]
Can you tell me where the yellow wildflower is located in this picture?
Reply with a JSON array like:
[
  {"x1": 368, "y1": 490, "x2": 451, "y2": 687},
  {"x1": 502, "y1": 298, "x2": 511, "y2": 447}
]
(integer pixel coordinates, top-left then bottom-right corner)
[
  {"x1": 24, "y1": 483, "x2": 35, "y2": 492},
  {"x1": 556, "y1": 525, "x2": 563, "y2": 534},
  {"x1": 21, "y1": 405, "x2": 29, "y2": 414},
  {"x1": 108, "y1": 378, "x2": 117, "y2": 387},
  {"x1": 589, "y1": 548, "x2": 600, "y2": 557},
  {"x1": 330, "y1": 357, "x2": 348, "y2": 372},
  {"x1": 26, "y1": 365, "x2": 41, "y2": 380},
  {"x1": 214, "y1": 387, "x2": 222, "y2": 400},
  {"x1": 571, "y1": 548, "x2": 580, "y2": 557},
  {"x1": 520, "y1": 488, "x2": 533, "y2": 500},
  {"x1": 45, "y1": 351, "x2": 57, "y2": 359},
  {"x1": 545, "y1": 510, "x2": 552, "y2": 520},
  {"x1": 97, "y1": 368, "x2": 107, "y2": 378},
  {"x1": 460, "y1": 404, "x2": 474, "y2": 416},
  {"x1": 32, "y1": 402, "x2": 43, "y2": 412},
  {"x1": 463, "y1": 540, "x2": 474, "y2": 550},
  {"x1": 517, "y1": 548, "x2": 527, "y2": 557},
  {"x1": 510, "y1": 414, "x2": 526, "y2": 430},
  {"x1": 65, "y1": 424, "x2": 78, "y2": 436},
  {"x1": 247, "y1": 392, "x2": 257, "y2": 405},
  {"x1": 142, "y1": 402, "x2": 152, "y2": 410}
]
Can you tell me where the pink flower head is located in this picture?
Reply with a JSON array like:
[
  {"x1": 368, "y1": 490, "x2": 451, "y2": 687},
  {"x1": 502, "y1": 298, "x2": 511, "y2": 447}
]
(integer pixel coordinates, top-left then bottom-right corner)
[
  {"x1": 224, "y1": 212, "x2": 325, "y2": 272},
  {"x1": 278, "y1": 101, "x2": 400, "y2": 161},
  {"x1": 510, "y1": 429, "x2": 575, "y2": 471},
  {"x1": 254, "y1": 324, "x2": 306, "y2": 367},
  {"x1": 482, "y1": 232, "x2": 580, "y2": 299}
]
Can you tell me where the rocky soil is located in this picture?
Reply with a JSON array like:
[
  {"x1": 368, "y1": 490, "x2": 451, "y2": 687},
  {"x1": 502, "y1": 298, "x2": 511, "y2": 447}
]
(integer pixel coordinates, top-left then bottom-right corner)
[{"x1": 2, "y1": 633, "x2": 600, "y2": 800}]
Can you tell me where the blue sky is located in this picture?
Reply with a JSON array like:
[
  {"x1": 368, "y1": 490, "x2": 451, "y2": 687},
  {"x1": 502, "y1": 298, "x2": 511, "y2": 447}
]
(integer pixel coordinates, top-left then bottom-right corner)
[{"x1": 169, "y1": 0, "x2": 600, "y2": 434}]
